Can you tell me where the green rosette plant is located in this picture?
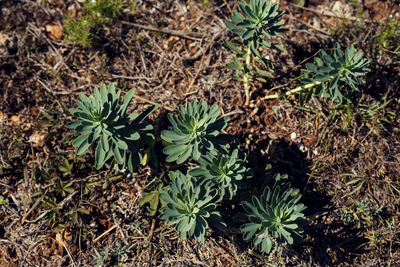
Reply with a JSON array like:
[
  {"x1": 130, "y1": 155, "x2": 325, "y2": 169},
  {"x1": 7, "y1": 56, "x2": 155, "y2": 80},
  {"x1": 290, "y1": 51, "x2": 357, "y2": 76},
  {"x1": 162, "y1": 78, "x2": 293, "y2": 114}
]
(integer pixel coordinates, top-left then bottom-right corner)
[
  {"x1": 189, "y1": 148, "x2": 253, "y2": 200},
  {"x1": 225, "y1": 0, "x2": 285, "y2": 105},
  {"x1": 160, "y1": 171, "x2": 226, "y2": 242},
  {"x1": 67, "y1": 83, "x2": 158, "y2": 171},
  {"x1": 161, "y1": 101, "x2": 231, "y2": 164},
  {"x1": 299, "y1": 43, "x2": 370, "y2": 104},
  {"x1": 239, "y1": 166, "x2": 306, "y2": 253}
]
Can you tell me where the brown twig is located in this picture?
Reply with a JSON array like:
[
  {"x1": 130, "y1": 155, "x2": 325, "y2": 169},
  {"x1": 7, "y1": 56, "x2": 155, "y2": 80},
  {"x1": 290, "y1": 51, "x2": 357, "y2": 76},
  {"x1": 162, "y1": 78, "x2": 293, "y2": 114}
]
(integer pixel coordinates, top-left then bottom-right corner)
[
  {"x1": 119, "y1": 20, "x2": 204, "y2": 41},
  {"x1": 57, "y1": 233, "x2": 77, "y2": 267},
  {"x1": 148, "y1": 218, "x2": 156, "y2": 243},
  {"x1": 93, "y1": 224, "x2": 118, "y2": 243},
  {"x1": 222, "y1": 0, "x2": 233, "y2": 15}
]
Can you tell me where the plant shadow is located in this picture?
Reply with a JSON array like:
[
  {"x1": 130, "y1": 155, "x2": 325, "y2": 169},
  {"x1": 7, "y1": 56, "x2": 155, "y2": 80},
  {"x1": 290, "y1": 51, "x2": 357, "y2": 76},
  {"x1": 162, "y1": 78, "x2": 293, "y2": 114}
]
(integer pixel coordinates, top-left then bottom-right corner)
[{"x1": 246, "y1": 138, "x2": 370, "y2": 265}]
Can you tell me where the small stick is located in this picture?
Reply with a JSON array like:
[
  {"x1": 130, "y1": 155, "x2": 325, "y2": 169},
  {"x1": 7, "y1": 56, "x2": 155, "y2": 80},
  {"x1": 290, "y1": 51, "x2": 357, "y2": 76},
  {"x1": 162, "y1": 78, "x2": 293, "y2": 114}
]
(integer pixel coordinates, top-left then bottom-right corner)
[
  {"x1": 119, "y1": 20, "x2": 204, "y2": 41},
  {"x1": 111, "y1": 74, "x2": 155, "y2": 82},
  {"x1": 222, "y1": 0, "x2": 233, "y2": 15},
  {"x1": 21, "y1": 192, "x2": 46, "y2": 224},
  {"x1": 222, "y1": 109, "x2": 244, "y2": 117},
  {"x1": 58, "y1": 233, "x2": 77, "y2": 267},
  {"x1": 93, "y1": 224, "x2": 118, "y2": 243},
  {"x1": 148, "y1": 218, "x2": 156, "y2": 242}
]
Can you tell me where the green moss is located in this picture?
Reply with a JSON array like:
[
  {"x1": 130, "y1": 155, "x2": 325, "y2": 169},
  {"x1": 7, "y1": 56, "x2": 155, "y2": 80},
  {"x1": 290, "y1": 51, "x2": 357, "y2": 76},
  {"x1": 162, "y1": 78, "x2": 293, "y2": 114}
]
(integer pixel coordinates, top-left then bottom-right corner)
[
  {"x1": 63, "y1": 0, "x2": 125, "y2": 47},
  {"x1": 63, "y1": 14, "x2": 93, "y2": 48},
  {"x1": 83, "y1": 0, "x2": 124, "y2": 19}
]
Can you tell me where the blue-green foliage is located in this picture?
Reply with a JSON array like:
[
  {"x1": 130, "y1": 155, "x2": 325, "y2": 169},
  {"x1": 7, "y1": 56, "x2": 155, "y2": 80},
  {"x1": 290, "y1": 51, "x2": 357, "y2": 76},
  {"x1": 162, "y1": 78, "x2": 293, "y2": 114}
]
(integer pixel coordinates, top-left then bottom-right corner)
[
  {"x1": 160, "y1": 171, "x2": 226, "y2": 242},
  {"x1": 240, "y1": 166, "x2": 306, "y2": 253},
  {"x1": 225, "y1": 0, "x2": 285, "y2": 68},
  {"x1": 67, "y1": 83, "x2": 157, "y2": 171},
  {"x1": 301, "y1": 43, "x2": 370, "y2": 104},
  {"x1": 189, "y1": 148, "x2": 253, "y2": 200},
  {"x1": 161, "y1": 101, "x2": 231, "y2": 164}
]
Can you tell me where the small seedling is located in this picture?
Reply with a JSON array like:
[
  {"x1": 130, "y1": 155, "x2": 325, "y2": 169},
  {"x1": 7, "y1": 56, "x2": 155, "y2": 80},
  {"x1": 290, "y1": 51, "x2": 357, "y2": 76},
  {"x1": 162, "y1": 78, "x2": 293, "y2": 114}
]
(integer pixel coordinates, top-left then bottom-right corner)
[
  {"x1": 40, "y1": 196, "x2": 64, "y2": 229},
  {"x1": 337, "y1": 200, "x2": 381, "y2": 228},
  {"x1": 225, "y1": 0, "x2": 285, "y2": 105},
  {"x1": 161, "y1": 101, "x2": 231, "y2": 164},
  {"x1": 160, "y1": 171, "x2": 226, "y2": 242},
  {"x1": 67, "y1": 83, "x2": 158, "y2": 171},
  {"x1": 63, "y1": 15, "x2": 93, "y2": 48}
]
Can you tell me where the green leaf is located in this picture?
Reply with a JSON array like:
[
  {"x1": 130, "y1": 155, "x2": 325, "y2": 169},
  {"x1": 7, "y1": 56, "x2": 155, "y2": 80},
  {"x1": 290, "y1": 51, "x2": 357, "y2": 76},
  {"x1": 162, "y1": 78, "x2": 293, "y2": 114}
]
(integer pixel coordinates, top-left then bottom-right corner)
[
  {"x1": 121, "y1": 88, "x2": 136, "y2": 115},
  {"x1": 66, "y1": 120, "x2": 82, "y2": 130},
  {"x1": 225, "y1": 40, "x2": 241, "y2": 53},
  {"x1": 161, "y1": 130, "x2": 183, "y2": 143},
  {"x1": 76, "y1": 136, "x2": 91, "y2": 155},
  {"x1": 113, "y1": 146, "x2": 125, "y2": 165},
  {"x1": 72, "y1": 133, "x2": 90, "y2": 149},
  {"x1": 139, "y1": 180, "x2": 163, "y2": 216},
  {"x1": 177, "y1": 145, "x2": 193, "y2": 164},
  {"x1": 113, "y1": 137, "x2": 128, "y2": 150},
  {"x1": 164, "y1": 144, "x2": 187, "y2": 156},
  {"x1": 95, "y1": 142, "x2": 107, "y2": 169},
  {"x1": 134, "y1": 104, "x2": 158, "y2": 123}
]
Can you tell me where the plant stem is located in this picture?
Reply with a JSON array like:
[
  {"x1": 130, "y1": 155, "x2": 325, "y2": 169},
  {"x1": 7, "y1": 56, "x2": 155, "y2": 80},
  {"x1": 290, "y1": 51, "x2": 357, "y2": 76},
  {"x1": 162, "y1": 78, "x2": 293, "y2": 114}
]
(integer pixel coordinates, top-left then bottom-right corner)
[
  {"x1": 262, "y1": 80, "x2": 323, "y2": 100},
  {"x1": 243, "y1": 47, "x2": 252, "y2": 106}
]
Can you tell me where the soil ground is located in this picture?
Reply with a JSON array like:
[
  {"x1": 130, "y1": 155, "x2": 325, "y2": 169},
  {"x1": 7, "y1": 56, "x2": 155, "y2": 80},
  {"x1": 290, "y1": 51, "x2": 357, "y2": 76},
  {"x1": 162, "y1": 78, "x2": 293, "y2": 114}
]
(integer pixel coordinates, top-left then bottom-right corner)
[{"x1": 0, "y1": 0, "x2": 399, "y2": 266}]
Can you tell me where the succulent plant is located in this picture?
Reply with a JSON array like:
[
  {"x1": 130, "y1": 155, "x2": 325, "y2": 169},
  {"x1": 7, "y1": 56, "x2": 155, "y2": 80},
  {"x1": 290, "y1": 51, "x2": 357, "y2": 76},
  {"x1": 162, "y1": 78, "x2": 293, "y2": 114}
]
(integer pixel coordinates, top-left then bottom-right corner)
[
  {"x1": 240, "y1": 166, "x2": 306, "y2": 253},
  {"x1": 300, "y1": 43, "x2": 370, "y2": 104},
  {"x1": 225, "y1": 0, "x2": 285, "y2": 54},
  {"x1": 67, "y1": 83, "x2": 157, "y2": 171},
  {"x1": 225, "y1": 0, "x2": 285, "y2": 105},
  {"x1": 161, "y1": 101, "x2": 231, "y2": 164},
  {"x1": 160, "y1": 171, "x2": 226, "y2": 242},
  {"x1": 189, "y1": 148, "x2": 253, "y2": 200}
]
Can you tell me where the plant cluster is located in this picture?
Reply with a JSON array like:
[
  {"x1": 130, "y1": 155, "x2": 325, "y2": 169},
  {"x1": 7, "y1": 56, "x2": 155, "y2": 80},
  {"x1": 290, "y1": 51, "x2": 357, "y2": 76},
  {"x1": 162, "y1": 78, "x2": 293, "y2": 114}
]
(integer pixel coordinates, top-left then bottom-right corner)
[
  {"x1": 54, "y1": 0, "x2": 375, "y2": 256},
  {"x1": 376, "y1": 17, "x2": 400, "y2": 54},
  {"x1": 66, "y1": 92, "x2": 307, "y2": 253},
  {"x1": 157, "y1": 101, "x2": 306, "y2": 251},
  {"x1": 224, "y1": 1, "x2": 371, "y2": 115},
  {"x1": 225, "y1": 0, "x2": 285, "y2": 105}
]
